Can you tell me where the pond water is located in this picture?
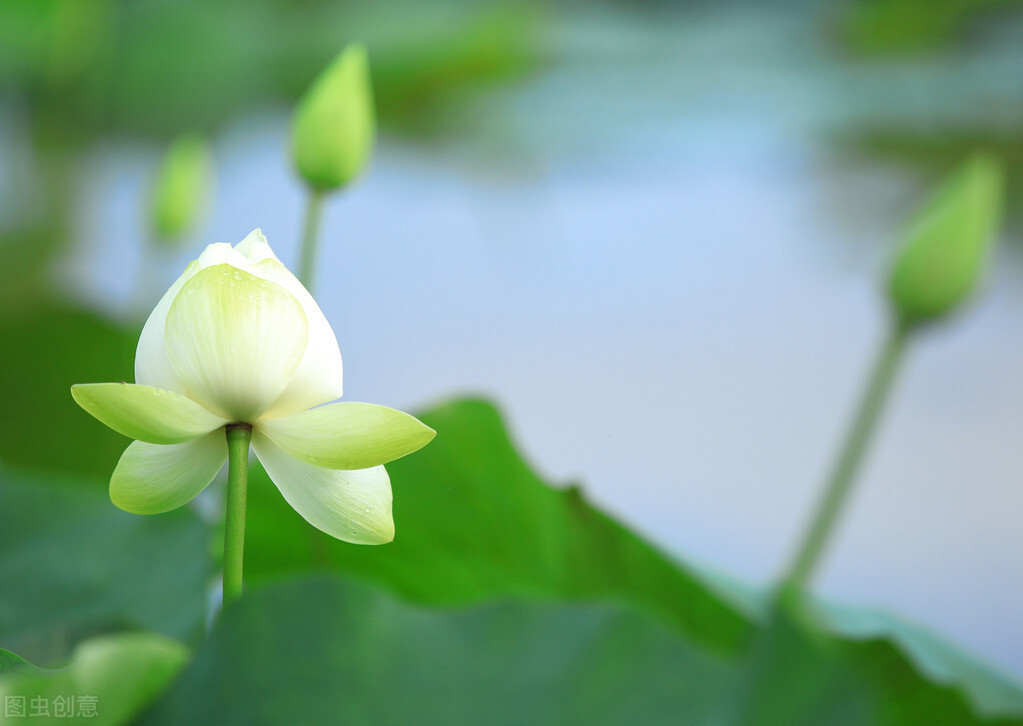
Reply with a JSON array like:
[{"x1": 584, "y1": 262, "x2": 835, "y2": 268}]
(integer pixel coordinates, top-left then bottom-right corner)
[{"x1": 62, "y1": 2, "x2": 1023, "y2": 678}]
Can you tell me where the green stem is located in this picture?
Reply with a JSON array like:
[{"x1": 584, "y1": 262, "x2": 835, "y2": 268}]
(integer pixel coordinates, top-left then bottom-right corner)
[
  {"x1": 780, "y1": 318, "x2": 913, "y2": 595},
  {"x1": 223, "y1": 424, "x2": 252, "y2": 604},
  {"x1": 296, "y1": 188, "x2": 330, "y2": 561},
  {"x1": 298, "y1": 189, "x2": 325, "y2": 293}
]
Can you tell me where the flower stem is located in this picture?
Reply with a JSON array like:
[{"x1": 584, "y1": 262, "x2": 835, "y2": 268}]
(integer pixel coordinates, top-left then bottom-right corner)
[
  {"x1": 780, "y1": 318, "x2": 912, "y2": 595},
  {"x1": 223, "y1": 423, "x2": 252, "y2": 604},
  {"x1": 297, "y1": 188, "x2": 325, "y2": 293}
]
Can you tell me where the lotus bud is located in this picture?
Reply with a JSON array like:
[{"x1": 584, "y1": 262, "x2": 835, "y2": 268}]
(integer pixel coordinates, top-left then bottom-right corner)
[
  {"x1": 150, "y1": 134, "x2": 213, "y2": 244},
  {"x1": 292, "y1": 44, "x2": 376, "y2": 192},
  {"x1": 888, "y1": 154, "x2": 1003, "y2": 326}
]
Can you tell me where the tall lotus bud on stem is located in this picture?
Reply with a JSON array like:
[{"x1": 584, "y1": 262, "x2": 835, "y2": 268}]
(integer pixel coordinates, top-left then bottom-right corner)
[
  {"x1": 780, "y1": 153, "x2": 1004, "y2": 600},
  {"x1": 292, "y1": 44, "x2": 376, "y2": 193},
  {"x1": 888, "y1": 154, "x2": 1004, "y2": 328},
  {"x1": 150, "y1": 134, "x2": 214, "y2": 245}
]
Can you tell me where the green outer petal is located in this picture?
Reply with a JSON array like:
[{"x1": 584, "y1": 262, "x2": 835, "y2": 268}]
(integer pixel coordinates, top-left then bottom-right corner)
[
  {"x1": 257, "y1": 402, "x2": 435, "y2": 469},
  {"x1": 71, "y1": 383, "x2": 227, "y2": 444},
  {"x1": 165, "y1": 264, "x2": 309, "y2": 421},
  {"x1": 252, "y1": 431, "x2": 393, "y2": 544},
  {"x1": 111, "y1": 432, "x2": 227, "y2": 514}
]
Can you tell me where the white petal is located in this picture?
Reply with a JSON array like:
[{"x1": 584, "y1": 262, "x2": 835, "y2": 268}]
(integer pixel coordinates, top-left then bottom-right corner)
[
  {"x1": 195, "y1": 240, "x2": 250, "y2": 268},
  {"x1": 110, "y1": 432, "x2": 227, "y2": 514},
  {"x1": 137, "y1": 231, "x2": 340, "y2": 416},
  {"x1": 234, "y1": 228, "x2": 279, "y2": 263},
  {"x1": 252, "y1": 431, "x2": 393, "y2": 544},
  {"x1": 248, "y1": 257, "x2": 342, "y2": 418},
  {"x1": 135, "y1": 260, "x2": 200, "y2": 393},
  {"x1": 164, "y1": 264, "x2": 309, "y2": 421}
]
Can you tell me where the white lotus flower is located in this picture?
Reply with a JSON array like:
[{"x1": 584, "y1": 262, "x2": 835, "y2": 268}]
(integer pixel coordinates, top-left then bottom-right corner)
[{"x1": 72, "y1": 229, "x2": 434, "y2": 544}]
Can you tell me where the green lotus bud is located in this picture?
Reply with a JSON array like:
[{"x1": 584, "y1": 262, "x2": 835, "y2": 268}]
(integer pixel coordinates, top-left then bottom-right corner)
[
  {"x1": 292, "y1": 44, "x2": 376, "y2": 192},
  {"x1": 150, "y1": 134, "x2": 213, "y2": 244},
  {"x1": 888, "y1": 154, "x2": 1003, "y2": 326}
]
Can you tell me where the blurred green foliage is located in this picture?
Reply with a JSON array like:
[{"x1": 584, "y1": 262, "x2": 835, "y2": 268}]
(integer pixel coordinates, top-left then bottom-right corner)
[
  {"x1": 833, "y1": 0, "x2": 1023, "y2": 226},
  {"x1": 839, "y1": 0, "x2": 1023, "y2": 56},
  {"x1": 0, "y1": 470, "x2": 211, "y2": 666},
  {"x1": 0, "y1": 0, "x2": 544, "y2": 321},
  {"x1": 0, "y1": 0, "x2": 542, "y2": 140},
  {"x1": 0, "y1": 302, "x2": 135, "y2": 477},
  {"x1": 0, "y1": 633, "x2": 188, "y2": 726}
]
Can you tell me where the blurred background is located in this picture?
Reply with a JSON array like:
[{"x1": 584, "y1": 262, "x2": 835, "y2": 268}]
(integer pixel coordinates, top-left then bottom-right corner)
[{"x1": 2, "y1": 0, "x2": 1023, "y2": 680}]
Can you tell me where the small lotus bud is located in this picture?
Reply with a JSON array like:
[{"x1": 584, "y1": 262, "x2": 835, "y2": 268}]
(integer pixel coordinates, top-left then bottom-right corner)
[
  {"x1": 292, "y1": 44, "x2": 376, "y2": 192},
  {"x1": 150, "y1": 134, "x2": 213, "y2": 244},
  {"x1": 888, "y1": 154, "x2": 1003, "y2": 326}
]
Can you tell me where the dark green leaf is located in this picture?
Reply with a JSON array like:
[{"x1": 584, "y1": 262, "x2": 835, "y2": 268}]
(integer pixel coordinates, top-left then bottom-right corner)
[
  {"x1": 137, "y1": 575, "x2": 1023, "y2": 726},
  {"x1": 0, "y1": 468, "x2": 212, "y2": 665},
  {"x1": 687, "y1": 569, "x2": 1023, "y2": 722},
  {"x1": 0, "y1": 302, "x2": 136, "y2": 479},
  {"x1": 244, "y1": 398, "x2": 1023, "y2": 723},
  {"x1": 244, "y1": 397, "x2": 750, "y2": 655},
  {"x1": 822, "y1": 602, "x2": 1023, "y2": 719},
  {"x1": 138, "y1": 575, "x2": 735, "y2": 726}
]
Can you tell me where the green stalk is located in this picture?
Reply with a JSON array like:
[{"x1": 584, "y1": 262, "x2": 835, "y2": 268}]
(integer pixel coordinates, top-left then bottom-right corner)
[
  {"x1": 297, "y1": 189, "x2": 325, "y2": 293},
  {"x1": 223, "y1": 423, "x2": 252, "y2": 604},
  {"x1": 780, "y1": 318, "x2": 912, "y2": 595},
  {"x1": 296, "y1": 187, "x2": 331, "y2": 561}
]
